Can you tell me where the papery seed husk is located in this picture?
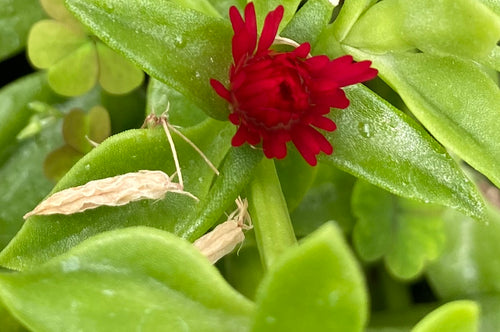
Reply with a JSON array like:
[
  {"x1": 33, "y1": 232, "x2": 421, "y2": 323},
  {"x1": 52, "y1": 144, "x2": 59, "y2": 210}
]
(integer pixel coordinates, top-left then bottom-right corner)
[
  {"x1": 24, "y1": 170, "x2": 196, "y2": 219},
  {"x1": 193, "y1": 220, "x2": 246, "y2": 264}
]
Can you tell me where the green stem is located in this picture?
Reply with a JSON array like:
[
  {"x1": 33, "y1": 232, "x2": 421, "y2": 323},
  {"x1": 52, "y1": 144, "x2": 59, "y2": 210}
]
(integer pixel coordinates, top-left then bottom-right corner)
[{"x1": 248, "y1": 158, "x2": 297, "y2": 270}]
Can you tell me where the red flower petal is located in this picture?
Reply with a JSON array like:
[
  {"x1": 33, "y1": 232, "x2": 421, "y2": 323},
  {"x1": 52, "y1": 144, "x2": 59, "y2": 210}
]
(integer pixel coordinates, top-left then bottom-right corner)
[
  {"x1": 256, "y1": 5, "x2": 284, "y2": 54},
  {"x1": 210, "y1": 3, "x2": 377, "y2": 166},
  {"x1": 210, "y1": 79, "x2": 231, "y2": 102}
]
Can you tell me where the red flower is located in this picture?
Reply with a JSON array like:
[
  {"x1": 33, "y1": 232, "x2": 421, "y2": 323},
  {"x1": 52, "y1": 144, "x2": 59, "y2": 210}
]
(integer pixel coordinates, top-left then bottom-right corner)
[{"x1": 210, "y1": 3, "x2": 378, "y2": 166}]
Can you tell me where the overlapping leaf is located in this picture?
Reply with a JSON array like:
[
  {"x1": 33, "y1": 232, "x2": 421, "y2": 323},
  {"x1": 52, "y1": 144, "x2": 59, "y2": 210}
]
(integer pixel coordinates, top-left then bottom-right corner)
[{"x1": 0, "y1": 227, "x2": 254, "y2": 331}]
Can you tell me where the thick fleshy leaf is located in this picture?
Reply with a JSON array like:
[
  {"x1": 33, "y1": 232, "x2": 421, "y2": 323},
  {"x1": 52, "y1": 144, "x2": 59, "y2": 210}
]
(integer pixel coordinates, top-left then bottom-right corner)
[
  {"x1": 0, "y1": 0, "x2": 45, "y2": 61},
  {"x1": 0, "y1": 119, "x2": 233, "y2": 270},
  {"x1": 291, "y1": 165, "x2": 356, "y2": 236},
  {"x1": 474, "y1": 295, "x2": 500, "y2": 332},
  {"x1": 343, "y1": 0, "x2": 414, "y2": 53},
  {"x1": 352, "y1": 180, "x2": 445, "y2": 279},
  {"x1": 65, "y1": 0, "x2": 233, "y2": 119},
  {"x1": 275, "y1": 147, "x2": 316, "y2": 212},
  {"x1": 411, "y1": 300, "x2": 479, "y2": 332},
  {"x1": 351, "y1": 51, "x2": 500, "y2": 189},
  {"x1": 0, "y1": 300, "x2": 25, "y2": 332},
  {"x1": 480, "y1": 0, "x2": 500, "y2": 16},
  {"x1": 0, "y1": 73, "x2": 60, "y2": 154},
  {"x1": 0, "y1": 123, "x2": 63, "y2": 251},
  {"x1": 427, "y1": 207, "x2": 500, "y2": 298},
  {"x1": 280, "y1": 0, "x2": 334, "y2": 47},
  {"x1": 47, "y1": 42, "x2": 99, "y2": 96},
  {"x1": 0, "y1": 227, "x2": 254, "y2": 331},
  {"x1": 96, "y1": 42, "x2": 144, "y2": 95},
  {"x1": 398, "y1": 0, "x2": 500, "y2": 62},
  {"x1": 251, "y1": 223, "x2": 368, "y2": 332},
  {"x1": 253, "y1": 0, "x2": 301, "y2": 31},
  {"x1": 146, "y1": 78, "x2": 207, "y2": 128},
  {"x1": 331, "y1": 0, "x2": 377, "y2": 41},
  {"x1": 171, "y1": 0, "x2": 220, "y2": 17},
  {"x1": 207, "y1": 0, "x2": 246, "y2": 18},
  {"x1": 27, "y1": 20, "x2": 87, "y2": 68},
  {"x1": 321, "y1": 84, "x2": 486, "y2": 221}
]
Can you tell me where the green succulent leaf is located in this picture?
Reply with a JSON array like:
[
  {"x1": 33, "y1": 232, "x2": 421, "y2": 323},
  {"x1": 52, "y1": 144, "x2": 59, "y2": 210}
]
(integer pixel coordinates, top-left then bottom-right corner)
[
  {"x1": 251, "y1": 222, "x2": 368, "y2": 332},
  {"x1": 411, "y1": 300, "x2": 479, "y2": 332},
  {"x1": 0, "y1": 300, "x2": 26, "y2": 332},
  {"x1": 65, "y1": 0, "x2": 233, "y2": 120},
  {"x1": 281, "y1": 0, "x2": 335, "y2": 48},
  {"x1": 275, "y1": 147, "x2": 316, "y2": 212},
  {"x1": 352, "y1": 180, "x2": 445, "y2": 279},
  {"x1": 224, "y1": 244, "x2": 264, "y2": 301},
  {"x1": 47, "y1": 42, "x2": 99, "y2": 97},
  {"x1": 0, "y1": 123, "x2": 63, "y2": 251},
  {"x1": 253, "y1": 0, "x2": 301, "y2": 31},
  {"x1": 0, "y1": 119, "x2": 233, "y2": 270},
  {"x1": 28, "y1": 20, "x2": 87, "y2": 69},
  {"x1": 146, "y1": 78, "x2": 207, "y2": 128},
  {"x1": 331, "y1": 0, "x2": 377, "y2": 41},
  {"x1": 398, "y1": 0, "x2": 500, "y2": 63},
  {"x1": 321, "y1": 84, "x2": 486, "y2": 222},
  {"x1": 0, "y1": 0, "x2": 45, "y2": 61},
  {"x1": 0, "y1": 227, "x2": 254, "y2": 332},
  {"x1": 343, "y1": 0, "x2": 414, "y2": 53},
  {"x1": 427, "y1": 207, "x2": 500, "y2": 298},
  {"x1": 0, "y1": 73, "x2": 61, "y2": 154},
  {"x1": 352, "y1": 51, "x2": 500, "y2": 190},
  {"x1": 96, "y1": 43, "x2": 144, "y2": 95},
  {"x1": 291, "y1": 165, "x2": 356, "y2": 236},
  {"x1": 171, "y1": 0, "x2": 221, "y2": 17}
]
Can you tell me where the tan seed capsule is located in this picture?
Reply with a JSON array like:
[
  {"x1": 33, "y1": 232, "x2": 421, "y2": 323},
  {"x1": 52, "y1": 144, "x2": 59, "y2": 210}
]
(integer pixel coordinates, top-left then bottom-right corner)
[
  {"x1": 194, "y1": 197, "x2": 252, "y2": 264},
  {"x1": 23, "y1": 170, "x2": 197, "y2": 219}
]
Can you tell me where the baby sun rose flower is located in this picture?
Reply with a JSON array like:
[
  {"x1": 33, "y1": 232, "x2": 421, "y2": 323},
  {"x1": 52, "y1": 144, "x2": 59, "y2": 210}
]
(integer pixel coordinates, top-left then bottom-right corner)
[{"x1": 210, "y1": 3, "x2": 378, "y2": 166}]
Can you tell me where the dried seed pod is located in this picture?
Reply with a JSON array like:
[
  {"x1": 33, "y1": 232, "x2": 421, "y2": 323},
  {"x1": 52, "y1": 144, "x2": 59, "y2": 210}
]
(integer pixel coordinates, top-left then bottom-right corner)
[
  {"x1": 23, "y1": 170, "x2": 197, "y2": 219},
  {"x1": 194, "y1": 197, "x2": 252, "y2": 264}
]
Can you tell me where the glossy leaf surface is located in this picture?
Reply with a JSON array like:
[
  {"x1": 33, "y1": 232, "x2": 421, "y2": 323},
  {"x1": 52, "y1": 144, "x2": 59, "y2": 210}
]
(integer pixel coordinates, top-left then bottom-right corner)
[
  {"x1": 0, "y1": 0, "x2": 45, "y2": 61},
  {"x1": 0, "y1": 227, "x2": 254, "y2": 331},
  {"x1": 321, "y1": 84, "x2": 486, "y2": 221},
  {"x1": 411, "y1": 300, "x2": 479, "y2": 332},
  {"x1": 251, "y1": 223, "x2": 367, "y2": 332},
  {"x1": 0, "y1": 119, "x2": 233, "y2": 270},
  {"x1": 353, "y1": 51, "x2": 500, "y2": 189},
  {"x1": 65, "y1": 0, "x2": 233, "y2": 119}
]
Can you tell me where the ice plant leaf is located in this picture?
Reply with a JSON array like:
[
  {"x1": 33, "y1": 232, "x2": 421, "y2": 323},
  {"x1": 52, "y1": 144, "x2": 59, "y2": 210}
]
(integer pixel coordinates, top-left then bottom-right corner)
[
  {"x1": 427, "y1": 207, "x2": 500, "y2": 299},
  {"x1": 411, "y1": 301, "x2": 479, "y2": 332},
  {"x1": 0, "y1": 73, "x2": 60, "y2": 154},
  {"x1": 0, "y1": 122, "x2": 63, "y2": 251},
  {"x1": 355, "y1": 51, "x2": 500, "y2": 189},
  {"x1": 43, "y1": 145, "x2": 83, "y2": 182},
  {"x1": 65, "y1": 0, "x2": 233, "y2": 120},
  {"x1": 0, "y1": 0, "x2": 45, "y2": 61},
  {"x1": 343, "y1": 0, "x2": 414, "y2": 53},
  {"x1": 331, "y1": 0, "x2": 377, "y2": 42},
  {"x1": 211, "y1": 3, "x2": 378, "y2": 166},
  {"x1": 0, "y1": 120, "x2": 233, "y2": 270},
  {"x1": 251, "y1": 223, "x2": 368, "y2": 332},
  {"x1": 0, "y1": 227, "x2": 254, "y2": 331},
  {"x1": 252, "y1": 0, "x2": 301, "y2": 31},
  {"x1": 352, "y1": 180, "x2": 445, "y2": 280},
  {"x1": 398, "y1": 0, "x2": 500, "y2": 63},
  {"x1": 280, "y1": 0, "x2": 336, "y2": 46},
  {"x1": 322, "y1": 84, "x2": 487, "y2": 222}
]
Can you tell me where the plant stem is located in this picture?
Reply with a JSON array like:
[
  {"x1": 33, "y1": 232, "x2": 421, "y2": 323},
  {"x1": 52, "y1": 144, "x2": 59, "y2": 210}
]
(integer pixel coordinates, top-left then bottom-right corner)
[{"x1": 248, "y1": 158, "x2": 297, "y2": 270}]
